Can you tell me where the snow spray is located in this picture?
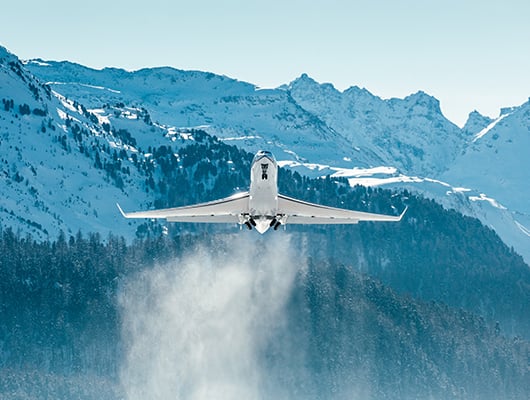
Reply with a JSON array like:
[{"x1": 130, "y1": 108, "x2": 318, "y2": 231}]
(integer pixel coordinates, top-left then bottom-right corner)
[{"x1": 119, "y1": 234, "x2": 298, "y2": 400}]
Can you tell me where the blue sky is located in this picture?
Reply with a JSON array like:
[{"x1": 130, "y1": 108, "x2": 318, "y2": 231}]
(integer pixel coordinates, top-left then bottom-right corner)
[{"x1": 1, "y1": 0, "x2": 529, "y2": 126}]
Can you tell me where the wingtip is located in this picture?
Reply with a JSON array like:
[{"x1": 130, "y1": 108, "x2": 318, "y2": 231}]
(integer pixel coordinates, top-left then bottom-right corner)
[
  {"x1": 116, "y1": 203, "x2": 128, "y2": 218},
  {"x1": 399, "y1": 206, "x2": 409, "y2": 220}
]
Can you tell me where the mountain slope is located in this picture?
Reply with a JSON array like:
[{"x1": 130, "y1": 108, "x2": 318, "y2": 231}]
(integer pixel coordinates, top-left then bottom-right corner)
[
  {"x1": 443, "y1": 102, "x2": 530, "y2": 214},
  {"x1": 0, "y1": 47, "x2": 191, "y2": 240}
]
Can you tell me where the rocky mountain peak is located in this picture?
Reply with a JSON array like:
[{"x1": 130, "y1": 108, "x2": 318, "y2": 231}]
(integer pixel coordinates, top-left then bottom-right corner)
[
  {"x1": 463, "y1": 110, "x2": 494, "y2": 136},
  {"x1": 403, "y1": 90, "x2": 442, "y2": 114}
]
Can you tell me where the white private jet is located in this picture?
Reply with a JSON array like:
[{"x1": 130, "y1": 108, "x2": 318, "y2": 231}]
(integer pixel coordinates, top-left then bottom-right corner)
[{"x1": 118, "y1": 150, "x2": 407, "y2": 234}]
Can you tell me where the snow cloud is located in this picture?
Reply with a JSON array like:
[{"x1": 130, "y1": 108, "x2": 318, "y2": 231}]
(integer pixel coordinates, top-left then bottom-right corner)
[{"x1": 119, "y1": 234, "x2": 298, "y2": 400}]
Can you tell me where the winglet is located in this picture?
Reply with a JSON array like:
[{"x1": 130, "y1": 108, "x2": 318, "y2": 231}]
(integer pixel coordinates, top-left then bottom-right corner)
[
  {"x1": 398, "y1": 206, "x2": 408, "y2": 221},
  {"x1": 116, "y1": 203, "x2": 129, "y2": 218}
]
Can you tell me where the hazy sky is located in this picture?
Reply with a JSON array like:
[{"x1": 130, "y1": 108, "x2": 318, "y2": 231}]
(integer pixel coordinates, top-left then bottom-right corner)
[{"x1": 1, "y1": 0, "x2": 529, "y2": 126}]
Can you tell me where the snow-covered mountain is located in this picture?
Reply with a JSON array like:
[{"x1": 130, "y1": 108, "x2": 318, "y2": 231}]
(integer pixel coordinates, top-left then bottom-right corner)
[
  {"x1": 443, "y1": 104, "x2": 530, "y2": 214},
  {"x1": 22, "y1": 59, "x2": 362, "y2": 170},
  {"x1": 23, "y1": 59, "x2": 466, "y2": 177},
  {"x1": 442, "y1": 105, "x2": 530, "y2": 258},
  {"x1": 0, "y1": 46, "x2": 198, "y2": 240},
  {"x1": 1, "y1": 44, "x2": 528, "y2": 262},
  {"x1": 287, "y1": 73, "x2": 465, "y2": 176}
]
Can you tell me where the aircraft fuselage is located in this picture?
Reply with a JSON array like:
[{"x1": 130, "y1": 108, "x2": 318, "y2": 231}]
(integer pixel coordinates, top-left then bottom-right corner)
[{"x1": 248, "y1": 150, "x2": 280, "y2": 233}]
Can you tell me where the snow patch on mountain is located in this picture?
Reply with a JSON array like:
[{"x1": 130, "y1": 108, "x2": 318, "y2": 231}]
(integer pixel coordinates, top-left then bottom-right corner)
[
  {"x1": 515, "y1": 220, "x2": 530, "y2": 237},
  {"x1": 220, "y1": 135, "x2": 263, "y2": 141},
  {"x1": 472, "y1": 112, "x2": 511, "y2": 142},
  {"x1": 469, "y1": 193, "x2": 507, "y2": 209}
]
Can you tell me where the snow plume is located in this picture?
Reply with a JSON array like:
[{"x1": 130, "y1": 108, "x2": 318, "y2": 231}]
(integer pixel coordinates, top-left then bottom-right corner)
[{"x1": 119, "y1": 234, "x2": 299, "y2": 400}]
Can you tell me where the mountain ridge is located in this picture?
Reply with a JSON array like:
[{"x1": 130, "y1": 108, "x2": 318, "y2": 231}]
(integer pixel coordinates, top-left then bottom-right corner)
[{"x1": 20, "y1": 49, "x2": 530, "y2": 263}]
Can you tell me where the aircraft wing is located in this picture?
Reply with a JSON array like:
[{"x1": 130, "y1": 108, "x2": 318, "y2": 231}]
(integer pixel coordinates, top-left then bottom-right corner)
[
  {"x1": 278, "y1": 194, "x2": 407, "y2": 224},
  {"x1": 117, "y1": 192, "x2": 249, "y2": 223}
]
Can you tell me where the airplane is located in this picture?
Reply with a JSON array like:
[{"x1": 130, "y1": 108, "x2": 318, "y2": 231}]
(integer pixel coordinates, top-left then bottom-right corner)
[{"x1": 117, "y1": 150, "x2": 407, "y2": 234}]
